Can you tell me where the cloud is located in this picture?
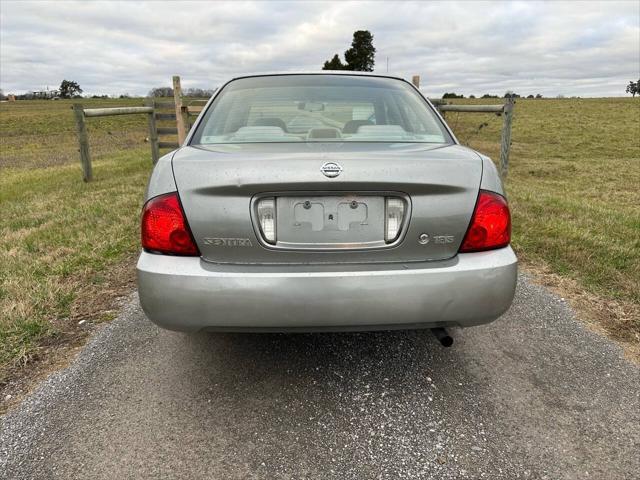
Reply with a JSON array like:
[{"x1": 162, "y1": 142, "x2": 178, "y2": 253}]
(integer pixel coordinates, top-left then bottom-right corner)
[{"x1": 1, "y1": 0, "x2": 638, "y2": 97}]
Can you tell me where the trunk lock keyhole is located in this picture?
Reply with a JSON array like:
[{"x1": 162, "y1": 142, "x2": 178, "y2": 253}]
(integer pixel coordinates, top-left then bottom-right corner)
[
  {"x1": 350, "y1": 200, "x2": 358, "y2": 209},
  {"x1": 303, "y1": 200, "x2": 311, "y2": 209}
]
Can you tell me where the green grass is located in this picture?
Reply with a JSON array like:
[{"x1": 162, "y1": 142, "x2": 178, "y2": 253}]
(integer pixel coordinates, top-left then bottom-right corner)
[
  {"x1": 0, "y1": 97, "x2": 638, "y2": 381},
  {"x1": 0, "y1": 154, "x2": 150, "y2": 372},
  {"x1": 1, "y1": 99, "x2": 153, "y2": 380},
  {"x1": 450, "y1": 97, "x2": 640, "y2": 342},
  {"x1": 449, "y1": 98, "x2": 639, "y2": 302},
  {"x1": 0, "y1": 98, "x2": 150, "y2": 169}
]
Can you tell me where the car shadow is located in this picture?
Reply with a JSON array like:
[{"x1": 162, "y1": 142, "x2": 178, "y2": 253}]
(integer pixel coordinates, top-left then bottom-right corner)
[{"x1": 168, "y1": 327, "x2": 472, "y2": 401}]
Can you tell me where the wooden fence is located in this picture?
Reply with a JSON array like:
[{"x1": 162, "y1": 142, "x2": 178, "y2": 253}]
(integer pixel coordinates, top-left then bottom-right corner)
[
  {"x1": 73, "y1": 74, "x2": 514, "y2": 181},
  {"x1": 72, "y1": 104, "x2": 155, "y2": 182},
  {"x1": 438, "y1": 100, "x2": 514, "y2": 177},
  {"x1": 145, "y1": 76, "x2": 206, "y2": 153},
  {"x1": 71, "y1": 76, "x2": 204, "y2": 181},
  {"x1": 412, "y1": 75, "x2": 515, "y2": 177}
]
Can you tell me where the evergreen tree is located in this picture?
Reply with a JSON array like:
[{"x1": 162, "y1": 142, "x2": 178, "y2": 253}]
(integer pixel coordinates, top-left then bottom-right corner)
[
  {"x1": 344, "y1": 30, "x2": 376, "y2": 71},
  {"x1": 321, "y1": 30, "x2": 376, "y2": 71},
  {"x1": 322, "y1": 54, "x2": 345, "y2": 70}
]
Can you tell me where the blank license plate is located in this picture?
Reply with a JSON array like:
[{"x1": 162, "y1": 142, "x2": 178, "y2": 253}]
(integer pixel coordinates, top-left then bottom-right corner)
[{"x1": 275, "y1": 195, "x2": 386, "y2": 249}]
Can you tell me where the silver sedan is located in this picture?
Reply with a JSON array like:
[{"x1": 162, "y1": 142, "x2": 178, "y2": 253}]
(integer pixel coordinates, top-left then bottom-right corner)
[{"x1": 137, "y1": 73, "x2": 517, "y2": 342}]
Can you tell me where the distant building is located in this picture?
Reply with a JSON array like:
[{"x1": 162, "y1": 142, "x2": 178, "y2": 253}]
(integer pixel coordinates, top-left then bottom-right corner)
[{"x1": 32, "y1": 89, "x2": 59, "y2": 99}]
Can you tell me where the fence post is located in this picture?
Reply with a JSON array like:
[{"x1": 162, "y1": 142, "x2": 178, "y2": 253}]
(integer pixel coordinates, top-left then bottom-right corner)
[
  {"x1": 145, "y1": 99, "x2": 160, "y2": 164},
  {"x1": 499, "y1": 97, "x2": 514, "y2": 178},
  {"x1": 72, "y1": 104, "x2": 92, "y2": 182},
  {"x1": 411, "y1": 75, "x2": 420, "y2": 88},
  {"x1": 173, "y1": 75, "x2": 187, "y2": 144}
]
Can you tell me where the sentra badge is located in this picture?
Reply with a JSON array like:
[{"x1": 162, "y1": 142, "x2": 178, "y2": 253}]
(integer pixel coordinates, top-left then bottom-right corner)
[{"x1": 203, "y1": 237, "x2": 252, "y2": 247}]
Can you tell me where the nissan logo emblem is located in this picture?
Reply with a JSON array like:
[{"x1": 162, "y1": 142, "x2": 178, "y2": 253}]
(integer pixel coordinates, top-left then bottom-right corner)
[{"x1": 321, "y1": 162, "x2": 342, "y2": 178}]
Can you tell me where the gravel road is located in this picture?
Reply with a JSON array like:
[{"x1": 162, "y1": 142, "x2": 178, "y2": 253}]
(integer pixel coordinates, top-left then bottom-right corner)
[{"x1": 1, "y1": 275, "x2": 639, "y2": 479}]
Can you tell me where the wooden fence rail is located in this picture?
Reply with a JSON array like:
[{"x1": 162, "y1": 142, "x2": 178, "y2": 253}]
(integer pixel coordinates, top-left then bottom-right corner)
[
  {"x1": 83, "y1": 106, "x2": 154, "y2": 117},
  {"x1": 72, "y1": 104, "x2": 160, "y2": 182},
  {"x1": 155, "y1": 112, "x2": 177, "y2": 121},
  {"x1": 157, "y1": 127, "x2": 178, "y2": 135},
  {"x1": 434, "y1": 98, "x2": 515, "y2": 177},
  {"x1": 437, "y1": 104, "x2": 505, "y2": 113},
  {"x1": 414, "y1": 74, "x2": 514, "y2": 177},
  {"x1": 71, "y1": 83, "x2": 208, "y2": 180},
  {"x1": 142, "y1": 76, "x2": 205, "y2": 152}
]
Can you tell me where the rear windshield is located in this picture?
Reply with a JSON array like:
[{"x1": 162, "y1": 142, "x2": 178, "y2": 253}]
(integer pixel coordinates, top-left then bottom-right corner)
[{"x1": 190, "y1": 75, "x2": 453, "y2": 144}]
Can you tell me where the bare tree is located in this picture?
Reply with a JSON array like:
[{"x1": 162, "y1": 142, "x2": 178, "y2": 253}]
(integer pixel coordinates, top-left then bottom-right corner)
[
  {"x1": 148, "y1": 87, "x2": 174, "y2": 97},
  {"x1": 183, "y1": 88, "x2": 216, "y2": 98}
]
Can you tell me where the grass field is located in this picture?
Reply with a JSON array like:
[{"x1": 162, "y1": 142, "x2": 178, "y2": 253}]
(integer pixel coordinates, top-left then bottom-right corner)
[
  {"x1": 1, "y1": 99, "x2": 153, "y2": 380},
  {"x1": 448, "y1": 97, "x2": 639, "y2": 345},
  {"x1": 0, "y1": 97, "x2": 639, "y2": 384}
]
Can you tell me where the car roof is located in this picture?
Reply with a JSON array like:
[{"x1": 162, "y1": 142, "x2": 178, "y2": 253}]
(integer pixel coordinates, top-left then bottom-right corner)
[{"x1": 227, "y1": 71, "x2": 408, "y2": 83}]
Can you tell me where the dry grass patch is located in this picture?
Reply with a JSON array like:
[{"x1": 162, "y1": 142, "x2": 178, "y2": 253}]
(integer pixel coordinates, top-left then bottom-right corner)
[{"x1": 522, "y1": 259, "x2": 639, "y2": 362}]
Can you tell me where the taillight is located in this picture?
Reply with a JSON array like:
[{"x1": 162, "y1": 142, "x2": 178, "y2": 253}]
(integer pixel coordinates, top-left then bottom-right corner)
[
  {"x1": 459, "y1": 191, "x2": 511, "y2": 253},
  {"x1": 141, "y1": 192, "x2": 200, "y2": 256}
]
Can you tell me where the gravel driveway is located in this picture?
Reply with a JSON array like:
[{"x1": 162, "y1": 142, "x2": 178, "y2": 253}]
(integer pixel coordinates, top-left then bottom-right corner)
[{"x1": 1, "y1": 275, "x2": 639, "y2": 479}]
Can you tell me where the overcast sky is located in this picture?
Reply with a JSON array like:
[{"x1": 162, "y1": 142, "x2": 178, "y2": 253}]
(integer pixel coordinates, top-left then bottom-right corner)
[{"x1": 1, "y1": 0, "x2": 639, "y2": 97}]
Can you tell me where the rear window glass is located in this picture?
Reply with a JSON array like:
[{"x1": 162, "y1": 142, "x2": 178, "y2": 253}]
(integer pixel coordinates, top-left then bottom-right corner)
[{"x1": 190, "y1": 75, "x2": 452, "y2": 144}]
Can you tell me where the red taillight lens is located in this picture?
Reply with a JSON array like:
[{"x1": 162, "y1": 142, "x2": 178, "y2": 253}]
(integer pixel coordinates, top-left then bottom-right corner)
[
  {"x1": 141, "y1": 192, "x2": 200, "y2": 256},
  {"x1": 459, "y1": 191, "x2": 511, "y2": 253}
]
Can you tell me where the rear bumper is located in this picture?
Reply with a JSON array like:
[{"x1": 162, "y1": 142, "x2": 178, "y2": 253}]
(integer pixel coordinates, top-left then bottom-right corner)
[{"x1": 137, "y1": 248, "x2": 517, "y2": 332}]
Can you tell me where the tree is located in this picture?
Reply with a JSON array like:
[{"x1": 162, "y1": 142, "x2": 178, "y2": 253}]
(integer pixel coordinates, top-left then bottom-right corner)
[
  {"x1": 626, "y1": 79, "x2": 639, "y2": 97},
  {"x1": 322, "y1": 30, "x2": 376, "y2": 71},
  {"x1": 442, "y1": 92, "x2": 464, "y2": 99},
  {"x1": 0, "y1": 89, "x2": 5, "y2": 101},
  {"x1": 59, "y1": 80, "x2": 83, "y2": 99},
  {"x1": 535, "y1": 93, "x2": 543, "y2": 99},
  {"x1": 343, "y1": 30, "x2": 376, "y2": 71},
  {"x1": 322, "y1": 54, "x2": 345, "y2": 70},
  {"x1": 184, "y1": 87, "x2": 216, "y2": 97},
  {"x1": 148, "y1": 87, "x2": 174, "y2": 97},
  {"x1": 504, "y1": 91, "x2": 520, "y2": 99}
]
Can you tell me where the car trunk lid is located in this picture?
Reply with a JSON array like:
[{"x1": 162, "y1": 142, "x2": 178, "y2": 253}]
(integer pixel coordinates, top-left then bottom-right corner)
[{"x1": 172, "y1": 143, "x2": 482, "y2": 264}]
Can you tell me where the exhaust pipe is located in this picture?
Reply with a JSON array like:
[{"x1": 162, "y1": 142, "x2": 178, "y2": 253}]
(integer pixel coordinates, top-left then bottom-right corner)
[{"x1": 431, "y1": 327, "x2": 453, "y2": 347}]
